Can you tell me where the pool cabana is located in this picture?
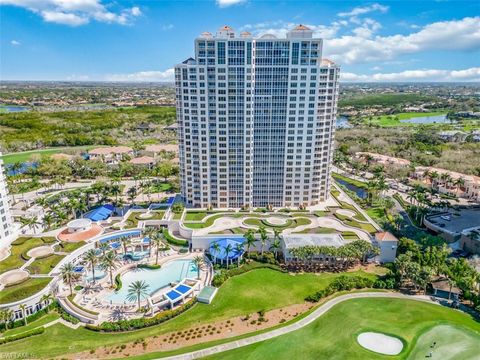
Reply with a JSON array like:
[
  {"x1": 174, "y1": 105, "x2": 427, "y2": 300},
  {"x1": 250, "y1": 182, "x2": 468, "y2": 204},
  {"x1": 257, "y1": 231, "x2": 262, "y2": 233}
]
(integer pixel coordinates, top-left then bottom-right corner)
[
  {"x1": 164, "y1": 280, "x2": 196, "y2": 309},
  {"x1": 208, "y1": 238, "x2": 245, "y2": 265}
]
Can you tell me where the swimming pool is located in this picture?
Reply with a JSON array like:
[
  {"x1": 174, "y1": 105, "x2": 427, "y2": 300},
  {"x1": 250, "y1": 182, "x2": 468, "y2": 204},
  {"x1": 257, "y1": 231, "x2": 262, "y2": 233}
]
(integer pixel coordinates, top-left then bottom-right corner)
[{"x1": 106, "y1": 259, "x2": 198, "y2": 303}]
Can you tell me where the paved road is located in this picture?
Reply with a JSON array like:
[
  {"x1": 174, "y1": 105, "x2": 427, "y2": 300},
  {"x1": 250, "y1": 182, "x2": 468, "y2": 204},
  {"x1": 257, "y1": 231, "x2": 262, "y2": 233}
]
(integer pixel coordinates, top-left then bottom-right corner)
[{"x1": 158, "y1": 292, "x2": 435, "y2": 360}]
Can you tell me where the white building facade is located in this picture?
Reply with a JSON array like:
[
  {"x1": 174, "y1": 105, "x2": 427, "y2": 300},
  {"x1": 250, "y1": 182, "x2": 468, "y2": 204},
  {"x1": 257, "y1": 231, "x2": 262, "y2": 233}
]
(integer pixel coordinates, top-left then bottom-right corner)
[
  {"x1": 175, "y1": 25, "x2": 340, "y2": 208},
  {"x1": 0, "y1": 154, "x2": 16, "y2": 244}
]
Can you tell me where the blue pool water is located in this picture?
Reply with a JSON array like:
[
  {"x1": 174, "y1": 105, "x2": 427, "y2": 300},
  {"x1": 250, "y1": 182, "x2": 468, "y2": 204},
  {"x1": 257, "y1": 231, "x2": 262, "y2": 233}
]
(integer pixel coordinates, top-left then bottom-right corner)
[
  {"x1": 106, "y1": 259, "x2": 197, "y2": 303},
  {"x1": 85, "y1": 267, "x2": 107, "y2": 282}
]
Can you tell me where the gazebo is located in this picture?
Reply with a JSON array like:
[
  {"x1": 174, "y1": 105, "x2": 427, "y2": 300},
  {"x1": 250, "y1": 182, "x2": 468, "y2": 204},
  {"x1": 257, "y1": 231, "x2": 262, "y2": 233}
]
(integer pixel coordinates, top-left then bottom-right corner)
[{"x1": 208, "y1": 238, "x2": 245, "y2": 265}]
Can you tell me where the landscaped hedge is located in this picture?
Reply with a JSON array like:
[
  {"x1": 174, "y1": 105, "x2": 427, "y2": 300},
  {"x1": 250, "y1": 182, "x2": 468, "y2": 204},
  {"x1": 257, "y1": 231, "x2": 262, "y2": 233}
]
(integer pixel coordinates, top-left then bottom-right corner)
[
  {"x1": 0, "y1": 327, "x2": 45, "y2": 345},
  {"x1": 162, "y1": 228, "x2": 188, "y2": 247},
  {"x1": 114, "y1": 273, "x2": 122, "y2": 291},
  {"x1": 86, "y1": 298, "x2": 197, "y2": 332},
  {"x1": 305, "y1": 275, "x2": 396, "y2": 302},
  {"x1": 0, "y1": 302, "x2": 57, "y2": 331},
  {"x1": 137, "y1": 263, "x2": 161, "y2": 270}
]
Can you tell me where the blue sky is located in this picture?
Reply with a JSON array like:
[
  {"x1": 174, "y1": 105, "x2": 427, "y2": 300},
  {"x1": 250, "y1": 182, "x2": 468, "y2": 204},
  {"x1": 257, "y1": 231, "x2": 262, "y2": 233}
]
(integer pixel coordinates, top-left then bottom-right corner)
[{"x1": 1, "y1": 0, "x2": 479, "y2": 82}]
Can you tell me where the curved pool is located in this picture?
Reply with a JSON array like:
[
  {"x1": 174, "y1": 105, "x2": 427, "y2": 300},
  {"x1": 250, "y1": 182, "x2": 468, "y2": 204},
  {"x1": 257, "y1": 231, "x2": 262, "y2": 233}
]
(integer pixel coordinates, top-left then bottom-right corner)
[{"x1": 106, "y1": 259, "x2": 197, "y2": 303}]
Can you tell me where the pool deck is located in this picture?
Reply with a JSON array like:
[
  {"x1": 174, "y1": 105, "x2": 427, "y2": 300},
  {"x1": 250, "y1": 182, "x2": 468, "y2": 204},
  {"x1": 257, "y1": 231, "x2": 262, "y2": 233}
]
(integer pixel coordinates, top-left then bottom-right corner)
[{"x1": 63, "y1": 251, "x2": 211, "y2": 323}]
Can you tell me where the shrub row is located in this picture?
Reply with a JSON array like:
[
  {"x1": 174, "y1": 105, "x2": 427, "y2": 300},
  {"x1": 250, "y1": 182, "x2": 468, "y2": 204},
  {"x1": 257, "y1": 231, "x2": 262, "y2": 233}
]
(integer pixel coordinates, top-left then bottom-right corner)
[
  {"x1": 212, "y1": 261, "x2": 283, "y2": 287},
  {"x1": 60, "y1": 312, "x2": 80, "y2": 325},
  {"x1": 137, "y1": 264, "x2": 161, "y2": 270},
  {"x1": 0, "y1": 302, "x2": 57, "y2": 331},
  {"x1": 114, "y1": 273, "x2": 122, "y2": 291},
  {"x1": 0, "y1": 327, "x2": 45, "y2": 345},
  {"x1": 162, "y1": 228, "x2": 188, "y2": 247},
  {"x1": 86, "y1": 298, "x2": 197, "y2": 332},
  {"x1": 305, "y1": 275, "x2": 396, "y2": 302}
]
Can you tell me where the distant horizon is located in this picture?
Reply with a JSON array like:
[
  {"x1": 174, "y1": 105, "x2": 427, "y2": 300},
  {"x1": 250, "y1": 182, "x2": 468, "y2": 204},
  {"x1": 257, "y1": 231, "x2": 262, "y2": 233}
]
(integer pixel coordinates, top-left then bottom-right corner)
[
  {"x1": 1, "y1": 80, "x2": 480, "y2": 85},
  {"x1": 1, "y1": 1, "x2": 479, "y2": 82}
]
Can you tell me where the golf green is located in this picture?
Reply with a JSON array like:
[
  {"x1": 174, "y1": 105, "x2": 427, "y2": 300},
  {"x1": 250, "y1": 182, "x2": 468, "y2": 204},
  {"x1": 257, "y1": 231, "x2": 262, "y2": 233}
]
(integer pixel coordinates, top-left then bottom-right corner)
[
  {"x1": 409, "y1": 325, "x2": 480, "y2": 360},
  {"x1": 203, "y1": 298, "x2": 480, "y2": 360}
]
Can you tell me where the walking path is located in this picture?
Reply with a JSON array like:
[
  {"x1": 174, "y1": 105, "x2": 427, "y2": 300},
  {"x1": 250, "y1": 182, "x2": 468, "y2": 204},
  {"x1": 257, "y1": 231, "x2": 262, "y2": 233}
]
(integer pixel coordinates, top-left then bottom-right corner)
[{"x1": 159, "y1": 292, "x2": 436, "y2": 360}]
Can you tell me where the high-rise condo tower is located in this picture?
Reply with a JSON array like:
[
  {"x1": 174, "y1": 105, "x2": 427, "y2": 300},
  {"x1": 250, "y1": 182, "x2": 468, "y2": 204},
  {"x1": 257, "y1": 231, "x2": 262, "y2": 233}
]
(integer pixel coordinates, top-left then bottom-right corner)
[{"x1": 175, "y1": 25, "x2": 340, "y2": 208}]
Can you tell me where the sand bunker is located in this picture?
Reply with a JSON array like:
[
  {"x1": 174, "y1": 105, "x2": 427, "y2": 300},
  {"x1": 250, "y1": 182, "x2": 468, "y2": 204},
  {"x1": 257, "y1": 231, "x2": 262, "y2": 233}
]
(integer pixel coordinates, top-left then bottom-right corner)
[
  {"x1": 0, "y1": 269, "x2": 29, "y2": 286},
  {"x1": 357, "y1": 332, "x2": 403, "y2": 355},
  {"x1": 27, "y1": 245, "x2": 54, "y2": 258}
]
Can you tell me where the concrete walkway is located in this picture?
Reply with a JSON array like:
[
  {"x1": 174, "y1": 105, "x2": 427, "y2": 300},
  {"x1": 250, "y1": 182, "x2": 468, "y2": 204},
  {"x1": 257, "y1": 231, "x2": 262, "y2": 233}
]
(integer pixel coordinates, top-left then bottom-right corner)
[{"x1": 159, "y1": 292, "x2": 435, "y2": 360}]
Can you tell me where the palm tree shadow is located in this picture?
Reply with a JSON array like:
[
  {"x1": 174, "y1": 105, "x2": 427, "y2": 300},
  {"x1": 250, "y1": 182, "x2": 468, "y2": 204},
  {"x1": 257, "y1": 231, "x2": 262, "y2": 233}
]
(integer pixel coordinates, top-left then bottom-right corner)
[{"x1": 108, "y1": 307, "x2": 128, "y2": 321}]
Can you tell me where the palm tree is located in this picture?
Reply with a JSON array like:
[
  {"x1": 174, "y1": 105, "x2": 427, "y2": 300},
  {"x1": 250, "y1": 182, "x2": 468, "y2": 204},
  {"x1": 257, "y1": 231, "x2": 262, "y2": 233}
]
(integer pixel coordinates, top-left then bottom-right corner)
[
  {"x1": 152, "y1": 233, "x2": 165, "y2": 265},
  {"x1": 258, "y1": 227, "x2": 268, "y2": 256},
  {"x1": 19, "y1": 216, "x2": 40, "y2": 232},
  {"x1": 3, "y1": 310, "x2": 13, "y2": 330},
  {"x1": 127, "y1": 280, "x2": 150, "y2": 310},
  {"x1": 234, "y1": 242, "x2": 244, "y2": 266},
  {"x1": 61, "y1": 263, "x2": 78, "y2": 296},
  {"x1": 19, "y1": 304, "x2": 28, "y2": 325},
  {"x1": 244, "y1": 230, "x2": 256, "y2": 258},
  {"x1": 224, "y1": 243, "x2": 233, "y2": 268},
  {"x1": 192, "y1": 256, "x2": 204, "y2": 279},
  {"x1": 211, "y1": 241, "x2": 221, "y2": 264},
  {"x1": 98, "y1": 242, "x2": 110, "y2": 256},
  {"x1": 84, "y1": 249, "x2": 98, "y2": 284},
  {"x1": 41, "y1": 293, "x2": 54, "y2": 311},
  {"x1": 101, "y1": 251, "x2": 118, "y2": 287},
  {"x1": 270, "y1": 239, "x2": 281, "y2": 261},
  {"x1": 453, "y1": 177, "x2": 465, "y2": 195},
  {"x1": 120, "y1": 236, "x2": 130, "y2": 256}
]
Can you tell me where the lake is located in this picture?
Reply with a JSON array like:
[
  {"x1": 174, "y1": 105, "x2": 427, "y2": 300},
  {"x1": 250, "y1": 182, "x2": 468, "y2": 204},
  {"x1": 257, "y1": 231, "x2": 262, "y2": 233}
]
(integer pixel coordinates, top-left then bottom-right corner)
[
  {"x1": 336, "y1": 116, "x2": 352, "y2": 128},
  {"x1": 400, "y1": 115, "x2": 452, "y2": 124},
  {"x1": 334, "y1": 178, "x2": 368, "y2": 199},
  {"x1": 0, "y1": 105, "x2": 30, "y2": 113}
]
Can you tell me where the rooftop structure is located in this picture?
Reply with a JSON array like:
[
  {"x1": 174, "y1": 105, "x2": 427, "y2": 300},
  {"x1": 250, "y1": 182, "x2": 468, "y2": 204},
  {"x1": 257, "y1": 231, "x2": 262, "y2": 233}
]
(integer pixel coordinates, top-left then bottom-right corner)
[{"x1": 175, "y1": 25, "x2": 340, "y2": 208}]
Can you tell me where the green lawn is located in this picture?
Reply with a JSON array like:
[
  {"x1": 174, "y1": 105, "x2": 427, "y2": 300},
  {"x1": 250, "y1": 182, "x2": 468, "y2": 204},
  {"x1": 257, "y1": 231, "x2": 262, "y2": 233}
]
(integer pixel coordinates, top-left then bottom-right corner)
[
  {"x1": 125, "y1": 211, "x2": 165, "y2": 228},
  {"x1": 0, "y1": 146, "x2": 96, "y2": 165},
  {"x1": 184, "y1": 211, "x2": 209, "y2": 221},
  {"x1": 0, "y1": 269, "x2": 377, "y2": 358},
  {"x1": 0, "y1": 277, "x2": 52, "y2": 304},
  {"x1": 26, "y1": 254, "x2": 65, "y2": 274},
  {"x1": 204, "y1": 298, "x2": 480, "y2": 360},
  {"x1": 0, "y1": 237, "x2": 55, "y2": 274},
  {"x1": 55, "y1": 241, "x2": 86, "y2": 253},
  {"x1": 2, "y1": 312, "x2": 60, "y2": 337},
  {"x1": 368, "y1": 112, "x2": 447, "y2": 127}
]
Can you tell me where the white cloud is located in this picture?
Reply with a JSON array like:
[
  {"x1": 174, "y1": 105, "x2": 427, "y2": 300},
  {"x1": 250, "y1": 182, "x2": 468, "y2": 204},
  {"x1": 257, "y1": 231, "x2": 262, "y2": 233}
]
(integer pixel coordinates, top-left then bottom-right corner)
[
  {"x1": 338, "y1": 3, "x2": 389, "y2": 18},
  {"x1": 104, "y1": 69, "x2": 174, "y2": 82},
  {"x1": 10, "y1": 39, "x2": 21, "y2": 46},
  {"x1": 240, "y1": 21, "x2": 341, "y2": 39},
  {"x1": 341, "y1": 67, "x2": 480, "y2": 82},
  {"x1": 0, "y1": 0, "x2": 142, "y2": 26},
  {"x1": 326, "y1": 16, "x2": 480, "y2": 64},
  {"x1": 161, "y1": 23, "x2": 174, "y2": 31},
  {"x1": 216, "y1": 0, "x2": 246, "y2": 8}
]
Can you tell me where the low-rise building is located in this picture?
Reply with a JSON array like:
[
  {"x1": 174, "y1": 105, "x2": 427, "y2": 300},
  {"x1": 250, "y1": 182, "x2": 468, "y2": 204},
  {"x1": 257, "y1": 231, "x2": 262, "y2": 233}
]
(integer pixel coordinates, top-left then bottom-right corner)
[
  {"x1": 88, "y1": 146, "x2": 134, "y2": 165},
  {"x1": 373, "y1": 232, "x2": 398, "y2": 263},
  {"x1": 143, "y1": 144, "x2": 178, "y2": 159},
  {"x1": 412, "y1": 166, "x2": 480, "y2": 202},
  {"x1": 129, "y1": 156, "x2": 156, "y2": 168}
]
